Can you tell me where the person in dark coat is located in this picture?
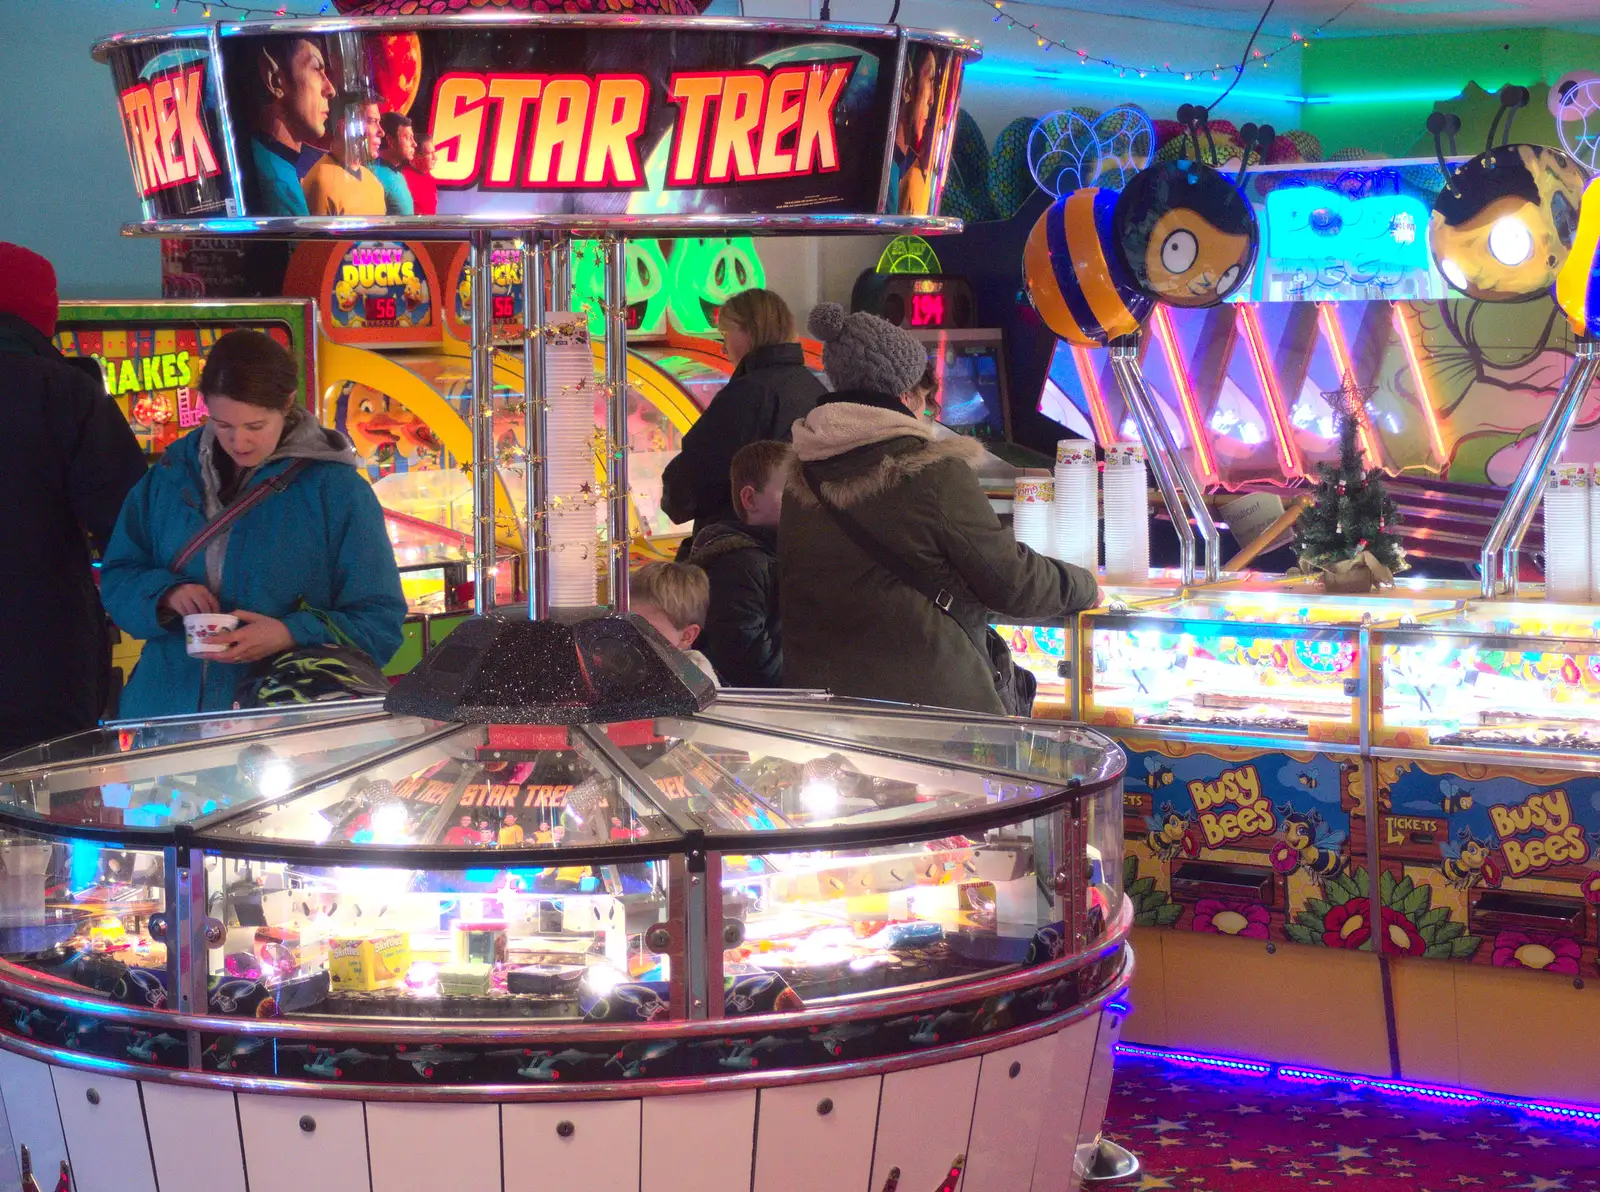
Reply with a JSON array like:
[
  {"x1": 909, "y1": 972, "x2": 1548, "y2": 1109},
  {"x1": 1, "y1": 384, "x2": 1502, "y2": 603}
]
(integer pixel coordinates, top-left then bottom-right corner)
[
  {"x1": 688, "y1": 439, "x2": 791, "y2": 687},
  {"x1": 661, "y1": 288, "x2": 824, "y2": 541},
  {"x1": 781, "y1": 304, "x2": 1099, "y2": 715},
  {"x1": 0, "y1": 243, "x2": 148, "y2": 757}
]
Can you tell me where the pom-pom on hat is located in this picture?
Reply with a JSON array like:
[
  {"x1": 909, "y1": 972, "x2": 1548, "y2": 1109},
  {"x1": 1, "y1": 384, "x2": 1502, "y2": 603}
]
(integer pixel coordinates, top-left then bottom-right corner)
[
  {"x1": 0, "y1": 243, "x2": 60, "y2": 338},
  {"x1": 807, "y1": 302, "x2": 928, "y2": 398}
]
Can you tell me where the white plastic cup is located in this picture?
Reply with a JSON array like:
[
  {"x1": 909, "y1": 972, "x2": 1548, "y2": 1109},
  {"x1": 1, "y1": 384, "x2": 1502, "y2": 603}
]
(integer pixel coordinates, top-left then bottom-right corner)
[{"x1": 184, "y1": 613, "x2": 239, "y2": 657}]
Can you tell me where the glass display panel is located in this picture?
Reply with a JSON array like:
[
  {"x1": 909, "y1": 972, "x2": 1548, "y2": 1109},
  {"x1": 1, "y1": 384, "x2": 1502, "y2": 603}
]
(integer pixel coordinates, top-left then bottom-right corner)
[
  {"x1": 0, "y1": 714, "x2": 442, "y2": 831},
  {"x1": 1379, "y1": 603, "x2": 1600, "y2": 752},
  {"x1": 203, "y1": 725, "x2": 681, "y2": 849},
  {"x1": 702, "y1": 703, "x2": 1120, "y2": 788},
  {"x1": 0, "y1": 826, "x2": 170, "y2": 1008},
  {"x1": 202, "y1": 853, "x2": 671, "y2": 1020},
  {"x1": 631, "y1": 718, "x2": 1063, "y2": 836}
]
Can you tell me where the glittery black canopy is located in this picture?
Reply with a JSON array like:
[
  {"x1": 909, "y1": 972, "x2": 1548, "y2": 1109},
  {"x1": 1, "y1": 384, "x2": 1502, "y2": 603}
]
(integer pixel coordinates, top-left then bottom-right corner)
[{"x1": 384, "y1": 611, "x2": 715, "y2": 724}]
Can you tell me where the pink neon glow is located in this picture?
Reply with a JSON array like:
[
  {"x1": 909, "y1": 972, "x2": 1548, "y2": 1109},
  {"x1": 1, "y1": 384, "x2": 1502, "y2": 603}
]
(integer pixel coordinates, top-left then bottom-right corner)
[
  {"x1": 1391, "y1": 303, "x2": 1449, "y2": 464},
  {"x1": 1316, "y1": 302, "x2": 1382, "y2": 465},
  {"x1": 1236, "y1": 303, "x2": 1302, "y2": 478},
  {"x1": 1118, "y1": 1043, "x2": 1600, "y2": 1126},
  {"x1": 1071, "y1": 344, "x2": 1115, "y2": 445},
  {"x1": 1151, "y1": 305, "x2": 1216, "y2": 481}
]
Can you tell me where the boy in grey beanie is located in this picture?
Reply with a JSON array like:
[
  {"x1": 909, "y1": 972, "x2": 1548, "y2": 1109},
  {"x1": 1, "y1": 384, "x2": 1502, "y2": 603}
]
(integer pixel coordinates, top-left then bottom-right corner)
[{"x1": 807, "y1": 302, "x2": 928, "y2": 409}]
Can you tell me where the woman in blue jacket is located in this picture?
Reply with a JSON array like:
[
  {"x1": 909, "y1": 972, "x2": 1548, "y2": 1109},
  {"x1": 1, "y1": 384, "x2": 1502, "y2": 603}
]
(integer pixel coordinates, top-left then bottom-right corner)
[{"x1": 101, "y1": 330, "x2": 406, "y2": 719}]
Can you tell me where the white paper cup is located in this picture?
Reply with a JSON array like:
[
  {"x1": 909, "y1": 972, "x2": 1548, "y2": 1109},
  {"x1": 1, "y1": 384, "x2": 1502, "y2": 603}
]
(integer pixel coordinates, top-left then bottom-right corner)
[{"x1": 184, "y1": 613, "x2": 239, "y2": 657}]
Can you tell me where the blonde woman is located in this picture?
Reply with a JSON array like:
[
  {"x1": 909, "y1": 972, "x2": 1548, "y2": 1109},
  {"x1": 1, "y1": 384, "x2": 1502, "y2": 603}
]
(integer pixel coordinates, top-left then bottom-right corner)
[{"x1": 661, "y1": 288, "x2": 825, "y2": 542}]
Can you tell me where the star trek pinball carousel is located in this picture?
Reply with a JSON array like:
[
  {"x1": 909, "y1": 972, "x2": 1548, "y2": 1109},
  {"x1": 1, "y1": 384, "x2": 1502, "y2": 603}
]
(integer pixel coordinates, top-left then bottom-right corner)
[{"x1": 0, "y1": 9, "x2": 1131, "y2": 1192}]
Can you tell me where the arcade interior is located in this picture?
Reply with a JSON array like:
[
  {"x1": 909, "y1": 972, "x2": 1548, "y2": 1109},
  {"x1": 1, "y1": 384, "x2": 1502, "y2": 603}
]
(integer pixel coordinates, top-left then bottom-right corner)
[{"x1": 7, "y1": 0, "x2": 1600, "y2": 1190}]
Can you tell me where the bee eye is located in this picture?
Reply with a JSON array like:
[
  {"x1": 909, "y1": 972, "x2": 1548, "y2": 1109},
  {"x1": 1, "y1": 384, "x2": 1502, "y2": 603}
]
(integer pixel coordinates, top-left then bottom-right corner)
[
  {"x1": 1160, "y1": 229, "x2": 1199, "y2": 275},
  {"x1": 1216, "y1": 264, "x2": 1242, "y2": 296}
]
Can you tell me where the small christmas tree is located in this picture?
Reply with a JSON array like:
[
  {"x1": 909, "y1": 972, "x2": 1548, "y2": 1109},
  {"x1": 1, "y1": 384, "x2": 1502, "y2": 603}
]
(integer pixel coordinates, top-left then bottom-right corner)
[{"x1": 1294, "y1": 373, "x2": 1404, "y2": 585}]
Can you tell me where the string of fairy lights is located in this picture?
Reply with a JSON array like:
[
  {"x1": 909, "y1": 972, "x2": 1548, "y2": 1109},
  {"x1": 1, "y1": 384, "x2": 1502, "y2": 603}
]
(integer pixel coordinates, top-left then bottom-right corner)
[
  {"x1": 132, "y1": 0, "x2": 327, "y2": 18},
  {"x1": 969, "y1": 0, "x2": 1360, "y2": 89}
]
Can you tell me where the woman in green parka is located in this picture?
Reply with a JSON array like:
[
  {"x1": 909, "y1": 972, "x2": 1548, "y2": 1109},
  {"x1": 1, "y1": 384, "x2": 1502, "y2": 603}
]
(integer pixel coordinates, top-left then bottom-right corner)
[
  {"x1": 780, "y1": 304, "x2": 1099, "y2": 715},
  {"x1": 101, "y1": 330, "x2": 405, "y2": 718}
]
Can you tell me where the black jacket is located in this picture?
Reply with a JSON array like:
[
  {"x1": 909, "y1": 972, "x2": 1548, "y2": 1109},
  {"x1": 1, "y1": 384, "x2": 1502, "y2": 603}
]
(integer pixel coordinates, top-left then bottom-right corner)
[
  {"x1": 688, "y1": 521, "x2": 781, "y2": 688},
  {"x1": 661, "y1": 342, "x2": 825, "y2": 538},
  {"x1": 0, "y1": 314, "x2": 147, "y2": 756}
]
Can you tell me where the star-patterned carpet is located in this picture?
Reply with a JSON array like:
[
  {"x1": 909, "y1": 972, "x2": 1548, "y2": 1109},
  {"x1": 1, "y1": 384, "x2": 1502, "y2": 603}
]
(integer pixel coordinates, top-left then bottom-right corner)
[{"x1": 1102, "y1": 1054, "x2": 1600, "y2": 1192}]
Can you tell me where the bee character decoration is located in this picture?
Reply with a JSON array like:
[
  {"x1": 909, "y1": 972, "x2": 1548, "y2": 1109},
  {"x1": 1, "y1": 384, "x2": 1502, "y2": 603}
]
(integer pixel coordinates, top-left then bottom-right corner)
[
  {"x1": 1427, "y1": 85, "x2": 1589, "y2": 302},
  {"x1": 1554, "y1": 174, "x2": 1600, "y2": 337},
  {"x1": 1113, "y1": 106, "x2": 1266, "y2": 309}
]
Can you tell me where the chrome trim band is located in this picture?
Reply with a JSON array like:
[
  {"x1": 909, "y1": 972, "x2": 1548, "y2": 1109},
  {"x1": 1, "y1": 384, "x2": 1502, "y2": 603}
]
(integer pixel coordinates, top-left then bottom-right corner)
[
  {"x1": 122, "y1": 215, "x2": 965, "y2": 241},
  {"x1": 0, "y1": 962, "x2": 1126, "y2": 1104}
]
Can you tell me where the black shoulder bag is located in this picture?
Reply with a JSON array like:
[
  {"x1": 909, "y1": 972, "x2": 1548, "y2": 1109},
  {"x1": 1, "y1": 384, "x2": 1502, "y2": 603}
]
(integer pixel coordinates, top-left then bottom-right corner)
[{"x1": 800, "y1": 466, "x2": 1036, "y2": 717}]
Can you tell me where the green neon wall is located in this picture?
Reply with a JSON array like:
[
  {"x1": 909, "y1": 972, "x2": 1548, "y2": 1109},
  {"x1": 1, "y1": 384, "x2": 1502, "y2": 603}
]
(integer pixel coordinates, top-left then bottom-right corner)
[{"x1": 1300, "y1": 28, "x2": 1600, "y2": 157}]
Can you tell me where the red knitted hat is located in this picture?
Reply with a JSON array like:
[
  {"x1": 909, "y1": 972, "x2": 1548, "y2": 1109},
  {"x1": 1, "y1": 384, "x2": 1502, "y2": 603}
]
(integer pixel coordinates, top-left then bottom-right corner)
[{"x1": 0, "y1": 243, "x2": 59, "y2": 337}]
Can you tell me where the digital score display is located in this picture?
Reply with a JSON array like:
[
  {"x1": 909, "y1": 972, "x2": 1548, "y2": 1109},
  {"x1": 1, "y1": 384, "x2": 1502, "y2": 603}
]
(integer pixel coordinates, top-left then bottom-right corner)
[
  {"x1": 493, "y1": 295, "x2": 517, "y2": 320},
  {"x1": 909, "y1": 291, "x2": 946, "y2": 328},
  {"x1": 367, "y1": 296, "x2": 398, "y2": 323},
  {"x1": 865, "y1": 274, "x2": 976, "y2": 330}
]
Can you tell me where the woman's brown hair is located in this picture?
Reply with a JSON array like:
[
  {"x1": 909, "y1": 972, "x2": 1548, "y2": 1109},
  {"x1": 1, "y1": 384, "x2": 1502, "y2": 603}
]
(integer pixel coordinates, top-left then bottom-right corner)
[
  {"x1": 718, "y1": 289, "x2": 796, "y2": 350},
  {"x1": 198, "y1": 329, "x2": 298, "y2": 411}
]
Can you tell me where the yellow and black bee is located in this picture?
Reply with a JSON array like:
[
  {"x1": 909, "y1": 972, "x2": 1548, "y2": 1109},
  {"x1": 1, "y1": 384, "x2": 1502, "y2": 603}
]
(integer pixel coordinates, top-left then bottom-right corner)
[
  {"x1": 1144, "y1": 756, "x2": 1176, "y2": 788},
  {"x1": 1281, "y1": 808, "x2": 1347, "y2": 882},
  {"x1": 1438, "y1": 779, "x2": 1474, "y2": 816},
  {"x1": 1296, "y1": 770, "x2": 1319, "y2": 791},
  {"x1": 1441, "y1": 827, "x2": 1492, "y2": 890},
  {"x1": 1145, "y1": 803, "x2": 1189, "y2": 862},
  {"x1": 1023, "y1": 186, "x2": 1154, "y2": 347}
]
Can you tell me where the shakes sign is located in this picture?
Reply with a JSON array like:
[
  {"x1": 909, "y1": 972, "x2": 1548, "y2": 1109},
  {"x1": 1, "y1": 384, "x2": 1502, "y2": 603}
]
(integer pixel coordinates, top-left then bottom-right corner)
[{"x1": 98, "y1": 19, "x2": 971, "y2": 222}]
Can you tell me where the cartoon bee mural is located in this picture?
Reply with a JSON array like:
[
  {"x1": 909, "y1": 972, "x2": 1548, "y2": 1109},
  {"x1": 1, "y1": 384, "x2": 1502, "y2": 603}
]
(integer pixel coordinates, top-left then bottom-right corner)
[
  {"x1": 1143, "y1": 756, "x2": 1176, "y2": 788},
  {"x1": 1427, "y1": 86, "x2": 1588, "y2": 303},
  {"x1": 1023, "y1": 106, "x2": 1269, "y2": 345},
  {"x1": 1438, "y1": 779, "x2": 1474, "y2": 815},
  {"x1": 1278, "y1": 807, "x2": 1348, "y2": 883},
  {"x1": 1555, "y1": 174, "x2": 1600, "y2": 339},
  {"x1": 1441, "y1": 826, "x2": 1498, "y2": 890},
  {"x1": 1145, "y1": 802, "x2": 1189, "y2": 862},
  {"x1": 1296, "y1": 770, "x2": 1319, "y2": 791}
]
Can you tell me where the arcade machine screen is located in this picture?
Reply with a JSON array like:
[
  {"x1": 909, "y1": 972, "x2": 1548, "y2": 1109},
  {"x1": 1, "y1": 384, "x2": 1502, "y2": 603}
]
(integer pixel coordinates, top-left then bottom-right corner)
[
  {"x1": 53, "y1": 300, "x2": 316, "y2": 461},
  {"x1": 916, "y1": 329, "x2": 1010, "y2": 445}
]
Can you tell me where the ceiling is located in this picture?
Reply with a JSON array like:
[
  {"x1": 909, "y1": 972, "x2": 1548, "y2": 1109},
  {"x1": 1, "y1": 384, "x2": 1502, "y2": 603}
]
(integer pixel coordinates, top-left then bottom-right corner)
[{"x1": 1023, "y1": 0, "x2": 1600, "y2": 36}]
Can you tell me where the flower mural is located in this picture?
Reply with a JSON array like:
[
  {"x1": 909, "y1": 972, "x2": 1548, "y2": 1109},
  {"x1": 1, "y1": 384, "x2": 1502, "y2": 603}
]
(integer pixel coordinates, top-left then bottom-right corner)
[
  {"x1": 1192, "y1": 898, "x2": 1271, "y2": 939},
  {"x1": 1490, "y1": 930, "x2": 1582, "y2": 974}
]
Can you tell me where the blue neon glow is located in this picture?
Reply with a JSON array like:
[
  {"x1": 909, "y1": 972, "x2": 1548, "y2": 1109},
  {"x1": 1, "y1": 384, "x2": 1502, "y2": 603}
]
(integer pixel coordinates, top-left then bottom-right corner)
[
  {"x1": 966, "y1": 62, "x2": 1303, "y2": 105},
  {"x1": 1119, "y1": 1043, "x2": 1600, "y2": 1126}
]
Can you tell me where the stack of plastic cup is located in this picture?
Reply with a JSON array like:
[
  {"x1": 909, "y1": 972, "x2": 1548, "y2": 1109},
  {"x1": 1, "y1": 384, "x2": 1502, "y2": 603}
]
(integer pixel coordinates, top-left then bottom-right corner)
[
  {"x1": 1053, "y1": 439, "x2": 1098, "y2": 571},
  {"x1": 1013, "y1": 477, "x2": 1055, "y2": 555},
  {"x1": 1102, "y1": 441, "x2": 1151, "y2": 583},
  {"x1": 1541, "y1": 461, "x2": 1590, "y2": 602},
  {"x1": 544, "y1": 312, "x2": 600, "y2": 608}
]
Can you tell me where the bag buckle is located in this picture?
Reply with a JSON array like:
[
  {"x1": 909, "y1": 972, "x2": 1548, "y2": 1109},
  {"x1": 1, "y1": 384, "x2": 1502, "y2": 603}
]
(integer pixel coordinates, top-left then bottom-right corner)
[{"x1": 935, "y1": 590, "x2": 954, "y2": 612}]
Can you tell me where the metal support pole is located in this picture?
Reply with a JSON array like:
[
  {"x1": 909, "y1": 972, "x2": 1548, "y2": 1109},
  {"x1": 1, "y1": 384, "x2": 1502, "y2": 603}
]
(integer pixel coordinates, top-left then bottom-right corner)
[
  {"x1": 1109, "y1": 338, "x2": 1195, "y2": 583},
  {"x1": 1480, "y1": 338, "x2": 1600, "y2": 598},
  {"x1": 468, "y1": 230, "x2": 497, "y2": 614},
  {"x1": 551, "y1": 232, "x2": 573, "y2": 314},
  {"x1": 1131, "y1": 363, "x2": 1221, "y2": 582},
  {"x1": 603, "y1": 236, "x2": 632, "y2": 612},
  {"x1": 522, "y1": 233, "x2": 551, "y2": 620}
]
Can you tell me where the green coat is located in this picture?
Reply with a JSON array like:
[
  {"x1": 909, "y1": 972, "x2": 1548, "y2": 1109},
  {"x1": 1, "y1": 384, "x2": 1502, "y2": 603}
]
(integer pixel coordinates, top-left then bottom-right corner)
[{"x1": 779, "y1": 399, "x2": 1098, "y2": 714}]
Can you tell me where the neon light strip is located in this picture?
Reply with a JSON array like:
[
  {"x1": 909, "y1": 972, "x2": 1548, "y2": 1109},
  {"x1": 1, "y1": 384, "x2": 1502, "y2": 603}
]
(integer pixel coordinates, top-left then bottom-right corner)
[
  {"x1": 1151, "y1": 305, "x2": 1216, "y2": 482},
  {"x1": 1391, "y1": 302, "x2": 1449, "y2": 464},
  {"x1": 1072, "y1": 344, "x2": 1115, "y2": 445},
  {"x1": 1237, "y1": 303, "x2": 1303, "y2": 478},
  {"x1": 1317, "y1": 302, "x2": 1382, "y2": 464},
  {"x1": 965, "y1": 62, "x2": 1303, "y2": 104},
  {"x1": 1116, "y1": 1043, "x2": 1600, "y2": 1126}
]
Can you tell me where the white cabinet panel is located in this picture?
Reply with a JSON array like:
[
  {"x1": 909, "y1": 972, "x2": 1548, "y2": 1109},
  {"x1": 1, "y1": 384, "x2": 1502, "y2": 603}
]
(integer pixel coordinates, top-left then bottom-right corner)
[
  {"x1": 1030, "y1": 1016, "x2": 1107, "y2": 1192},
  {"x1": 504, "y1": 1099, "x2": 640, "y2": 1192},
  {"x1": 367, "y1": 1102, "x2": 500, "y2": 1192},
  {"x1": 1070, "y1": 1008, "x2": 1126, "y2": 1189},
  {"x1": 754, "y1": 1075, "x2": 880, "y2": 1192},
  {"x1": 0, "y1": 1050, "x2": 68, "y2": 1180},
  {"x1": 641, "y1": 1090, "x2": 754, "y2": 1192},
  {"x1": 963, "y1": 1035, "x2": 1061, "y2": 1192},
  {"x1": 869, "y1": 1057, "x2": 981, "y2": 1192},
  {"x1": 50, "y1": 1069, "x2": 154, "y2": 1192},
  {"x1": 143, "y1": 1083, "x2": 247, "y2": 1192},
  {"x1": 238, "y1": 1092, "x2": 371, "y2": 1192}
]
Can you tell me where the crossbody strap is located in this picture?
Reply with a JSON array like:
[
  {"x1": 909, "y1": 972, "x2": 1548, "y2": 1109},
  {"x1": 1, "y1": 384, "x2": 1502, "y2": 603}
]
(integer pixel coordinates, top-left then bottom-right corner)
[
  {"x1": 799, "y1": 464, "x2": 978, "y2": 632},
  {"x1": 170, "y1": 458, "x2": 312, "y2": 574}
]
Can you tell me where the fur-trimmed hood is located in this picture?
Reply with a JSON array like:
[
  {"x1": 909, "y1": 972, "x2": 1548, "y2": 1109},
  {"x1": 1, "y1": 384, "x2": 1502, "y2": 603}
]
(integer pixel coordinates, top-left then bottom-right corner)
[{"x1": 787, "y1": 400, "x2": 987, "y2": 510}]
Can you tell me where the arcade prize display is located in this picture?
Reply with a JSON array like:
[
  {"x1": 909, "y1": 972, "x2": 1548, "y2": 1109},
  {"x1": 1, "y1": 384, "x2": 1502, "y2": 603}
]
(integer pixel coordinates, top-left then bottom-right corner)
[
  {"x1": 993, "y1": 95, "x2": 1600, "y2": 1100},
  {"x1": 0, "y1": 11, "x2": 1137, "y2": 1192}
]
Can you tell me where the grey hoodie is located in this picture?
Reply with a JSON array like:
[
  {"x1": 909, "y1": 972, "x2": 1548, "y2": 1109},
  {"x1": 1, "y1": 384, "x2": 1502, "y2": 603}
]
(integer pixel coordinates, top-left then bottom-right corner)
[{"x1": 195, "y1": 408, "x2": 360, "y2": 593}]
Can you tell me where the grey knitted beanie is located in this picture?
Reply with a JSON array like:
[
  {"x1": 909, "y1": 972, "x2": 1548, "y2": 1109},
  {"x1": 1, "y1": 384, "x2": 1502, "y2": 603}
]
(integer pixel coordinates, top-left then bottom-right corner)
[{"x1": 807, "y1": 302, "x2": 928, "y2": 397}]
